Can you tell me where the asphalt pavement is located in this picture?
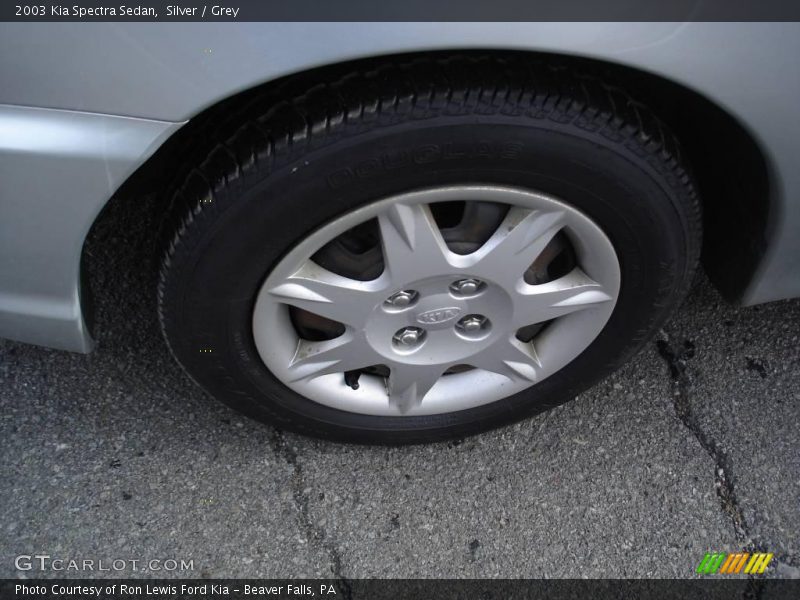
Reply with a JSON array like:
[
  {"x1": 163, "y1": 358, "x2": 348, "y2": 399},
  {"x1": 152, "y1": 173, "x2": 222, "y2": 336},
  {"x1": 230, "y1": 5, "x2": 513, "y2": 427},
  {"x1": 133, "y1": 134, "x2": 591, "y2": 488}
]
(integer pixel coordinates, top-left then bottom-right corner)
[{"x1": 1, "y1": 194, "x2": 799, "y2": 580}]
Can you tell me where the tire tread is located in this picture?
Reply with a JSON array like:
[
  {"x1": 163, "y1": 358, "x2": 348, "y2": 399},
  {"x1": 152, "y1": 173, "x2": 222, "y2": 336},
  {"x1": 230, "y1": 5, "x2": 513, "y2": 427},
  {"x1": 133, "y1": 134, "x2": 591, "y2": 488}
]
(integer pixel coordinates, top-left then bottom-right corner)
[{"x1": 157, "y1": 54, "x2": 702, "y2": 442}]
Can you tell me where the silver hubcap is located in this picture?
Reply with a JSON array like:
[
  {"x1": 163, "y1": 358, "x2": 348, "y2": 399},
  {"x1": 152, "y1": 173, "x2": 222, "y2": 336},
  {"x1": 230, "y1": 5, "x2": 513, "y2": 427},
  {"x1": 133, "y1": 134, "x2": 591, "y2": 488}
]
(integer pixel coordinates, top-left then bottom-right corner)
[{"x1": 253, "y1": 186, "x2": 620, "y2": 416}]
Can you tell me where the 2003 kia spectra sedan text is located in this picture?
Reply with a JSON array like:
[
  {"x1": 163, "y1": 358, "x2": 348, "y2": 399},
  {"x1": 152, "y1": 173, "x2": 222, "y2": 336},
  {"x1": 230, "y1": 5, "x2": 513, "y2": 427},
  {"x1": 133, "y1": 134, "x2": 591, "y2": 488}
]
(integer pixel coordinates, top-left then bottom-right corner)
[{"x1": 1, "y1": 23, "x2": 798, "y2": 443}]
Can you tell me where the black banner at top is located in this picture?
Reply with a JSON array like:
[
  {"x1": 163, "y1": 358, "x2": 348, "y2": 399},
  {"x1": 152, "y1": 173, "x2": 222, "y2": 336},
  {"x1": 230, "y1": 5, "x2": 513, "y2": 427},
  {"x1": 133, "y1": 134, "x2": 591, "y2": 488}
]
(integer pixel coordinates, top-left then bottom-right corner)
[{"x1": 2, "y1": 0, "x2": 800, "y2": 22}]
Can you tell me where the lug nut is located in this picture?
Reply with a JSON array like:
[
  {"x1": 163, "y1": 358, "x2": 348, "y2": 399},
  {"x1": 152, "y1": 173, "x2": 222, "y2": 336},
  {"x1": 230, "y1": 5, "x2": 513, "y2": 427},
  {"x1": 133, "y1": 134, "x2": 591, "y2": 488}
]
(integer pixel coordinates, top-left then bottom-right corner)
[
  {"x1": 393, "y1": 326, "x2": 426, "y2": 348},
  {"x1": 451, "y1": 278, "x2": 483, "y2": 296},
  {"x1": 461, "y1": 317, "x2": 484, "y2": 332},
  {"x1": 456, "y1": 314, "x2": 490, "y2": 337},
  {"x1": 386, "y1": 290, "x2": 418, "y2": 308}
]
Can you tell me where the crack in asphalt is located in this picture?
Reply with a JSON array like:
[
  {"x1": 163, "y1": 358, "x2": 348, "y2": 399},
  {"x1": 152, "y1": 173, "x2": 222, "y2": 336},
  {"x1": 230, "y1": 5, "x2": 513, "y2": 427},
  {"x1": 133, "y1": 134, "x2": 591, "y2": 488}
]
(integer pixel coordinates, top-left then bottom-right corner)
[
  {"x1": 655, "y1": 336, "x2": 750, "y2": 543},
  {"x1": 269, "y1": 431, "x2": 353, "y2": 599},
  {"x1": 655, "y1": 334, "x2": 781, "y2": 595}
]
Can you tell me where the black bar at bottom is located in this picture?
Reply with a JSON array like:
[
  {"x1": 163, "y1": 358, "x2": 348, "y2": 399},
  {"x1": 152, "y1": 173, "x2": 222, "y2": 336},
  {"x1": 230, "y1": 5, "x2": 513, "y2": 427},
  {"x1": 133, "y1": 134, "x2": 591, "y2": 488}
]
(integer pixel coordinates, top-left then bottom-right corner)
[{"x1": 2, "y1": 579, "x2": 800, "y2": 600}]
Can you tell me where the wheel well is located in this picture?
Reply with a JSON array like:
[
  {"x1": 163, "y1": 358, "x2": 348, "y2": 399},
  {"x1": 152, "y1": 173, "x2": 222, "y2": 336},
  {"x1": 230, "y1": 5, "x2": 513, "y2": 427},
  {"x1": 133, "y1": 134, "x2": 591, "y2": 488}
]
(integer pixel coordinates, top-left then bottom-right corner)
[{"x1": 93, "y1": 49, "x2": 770, "y2": 307}]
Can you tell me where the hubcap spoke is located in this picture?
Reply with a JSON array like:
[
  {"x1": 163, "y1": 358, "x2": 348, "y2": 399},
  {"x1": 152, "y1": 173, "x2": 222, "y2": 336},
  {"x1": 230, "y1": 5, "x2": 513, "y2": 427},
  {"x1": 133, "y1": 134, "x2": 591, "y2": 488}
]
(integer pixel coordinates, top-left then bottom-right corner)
[
  {"x1": 471, "y1": 337, "x2": 542, "y2": 383},
  {"x1": 286, "y1": 333, "x2": 373, "y2": 382},
  {"x1": 512, "y1": 268, "x2": 613, "y2": 327},
  {"x1": 377, "y1": 203, "x2": 453, "y2": 282},
  {"x1": 268, "y1": 263, "x2": 383, "y2": 328},
  {"x1": 386, "y1": 363, "x2": 445, "y2": 414},
  {"x1": 469, "y1": 207, "x2": 566, "y2": 284}
]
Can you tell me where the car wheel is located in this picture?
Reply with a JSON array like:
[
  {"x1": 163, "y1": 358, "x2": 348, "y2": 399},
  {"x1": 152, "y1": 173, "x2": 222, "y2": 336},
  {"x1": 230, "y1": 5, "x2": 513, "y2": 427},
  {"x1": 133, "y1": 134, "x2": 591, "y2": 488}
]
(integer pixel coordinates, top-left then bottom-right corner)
[{"x1": 158, "y1": 57, "x2": 701, "y2": 443}]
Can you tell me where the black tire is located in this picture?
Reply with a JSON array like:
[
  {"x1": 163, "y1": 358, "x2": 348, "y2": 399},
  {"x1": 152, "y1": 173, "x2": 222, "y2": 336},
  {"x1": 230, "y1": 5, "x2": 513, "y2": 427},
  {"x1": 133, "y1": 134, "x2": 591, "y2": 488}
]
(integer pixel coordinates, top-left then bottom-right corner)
[{"x1": 158, "y1": 56, "x2": 701, "y2": 444}]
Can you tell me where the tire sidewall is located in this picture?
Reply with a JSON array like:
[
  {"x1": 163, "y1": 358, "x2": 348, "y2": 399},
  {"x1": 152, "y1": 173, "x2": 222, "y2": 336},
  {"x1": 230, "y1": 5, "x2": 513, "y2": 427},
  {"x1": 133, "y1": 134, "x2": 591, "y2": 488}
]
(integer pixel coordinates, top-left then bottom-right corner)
[{"x1": 161, "y1": 115, "x2": 694, "y2": 443}]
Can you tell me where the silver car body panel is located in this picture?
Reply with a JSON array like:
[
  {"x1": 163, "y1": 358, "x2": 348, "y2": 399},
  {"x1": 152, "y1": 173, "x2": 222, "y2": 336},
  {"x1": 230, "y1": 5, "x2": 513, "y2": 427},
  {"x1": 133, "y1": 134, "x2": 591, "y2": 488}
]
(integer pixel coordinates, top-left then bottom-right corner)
[
  {"x1": 0, "y1": 22, "x2": 798, "y2": 352},
  {"x1": 0, "y1": 105, "x2": 181, "y2": 351}
]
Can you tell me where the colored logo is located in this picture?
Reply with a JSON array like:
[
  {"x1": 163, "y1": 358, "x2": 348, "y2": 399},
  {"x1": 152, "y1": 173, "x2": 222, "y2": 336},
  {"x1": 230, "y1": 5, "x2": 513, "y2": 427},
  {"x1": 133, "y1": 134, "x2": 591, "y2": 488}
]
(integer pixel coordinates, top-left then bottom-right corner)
[{"x1": 696, "y1": 552, "x2": 773, "y2": 575}]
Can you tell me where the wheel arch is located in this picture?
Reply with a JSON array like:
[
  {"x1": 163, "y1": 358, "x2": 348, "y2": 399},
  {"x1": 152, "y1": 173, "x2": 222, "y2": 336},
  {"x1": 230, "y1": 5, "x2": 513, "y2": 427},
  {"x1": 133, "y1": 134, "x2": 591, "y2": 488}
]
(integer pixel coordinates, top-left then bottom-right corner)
[{"x1": 84, "y1": 48, "x2": 773, "y2": 340}]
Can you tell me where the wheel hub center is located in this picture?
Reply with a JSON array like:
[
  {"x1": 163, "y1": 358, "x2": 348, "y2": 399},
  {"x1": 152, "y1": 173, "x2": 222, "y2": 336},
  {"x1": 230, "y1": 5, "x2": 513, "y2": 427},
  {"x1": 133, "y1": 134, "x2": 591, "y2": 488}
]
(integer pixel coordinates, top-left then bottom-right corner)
[{"x1": 364, "y1": 275, "x2": 512, "y2": 366}]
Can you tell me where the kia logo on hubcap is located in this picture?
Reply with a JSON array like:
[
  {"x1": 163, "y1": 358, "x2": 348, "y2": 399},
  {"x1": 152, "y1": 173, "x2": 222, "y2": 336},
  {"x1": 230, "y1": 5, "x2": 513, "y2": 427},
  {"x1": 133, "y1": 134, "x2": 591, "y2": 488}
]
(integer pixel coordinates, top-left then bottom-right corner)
[{"x1": 416, "y1": 307, "x2": 462, "y2": 325}]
